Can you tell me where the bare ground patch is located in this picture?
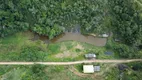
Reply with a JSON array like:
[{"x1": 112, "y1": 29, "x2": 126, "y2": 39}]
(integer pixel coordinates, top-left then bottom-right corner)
[
  {"x1": 69, "y1": 66, "x2": 103, "y2": 80},
  {"x1": 55, "y1": 51, "x2": 77, "y2": 58},
  {"x1": 69, "y1": 66, "x2": 89, "y2": 77},
  {"x1": 55, "y1": 42, "x2": 84, "y2": 58},
  {"x1": 75, "y1": 44, "x2": 84, "y2": 50},
  {"x1": 60, "y1": 43, "x2": 67, "y2": 51}
]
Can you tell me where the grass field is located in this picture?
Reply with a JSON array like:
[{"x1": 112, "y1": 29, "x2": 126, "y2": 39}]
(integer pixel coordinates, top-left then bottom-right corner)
[
  {"x1": 0, "y1": 62, "x2": 141, "y2": 80},
  {"x1": 0, "y1": 32, "x2": 142, "y2": 80},
  {"x1": 0, "y1": 65, "x2": 100, "y2": 80},
  {"x1": 0, "y1": 63, "x2": 117, "y2": 80},
  {"x1": 0, "y1": 32, "x2": 119, "y2": 62}
]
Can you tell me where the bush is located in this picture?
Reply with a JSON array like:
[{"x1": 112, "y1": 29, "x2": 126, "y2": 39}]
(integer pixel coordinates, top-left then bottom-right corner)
[
  {"x1": 75, "y1": 49, "x2": 81, "y2": 52},
  {"x1": 106, "y1": 38, "x2": 137, "y2": 58},
  {"x1": 48, "y1": 44, "x2": 60, "y2": 54},
  {"x1": 19, "y1": 46, "x2": 47, "y2": 61}
]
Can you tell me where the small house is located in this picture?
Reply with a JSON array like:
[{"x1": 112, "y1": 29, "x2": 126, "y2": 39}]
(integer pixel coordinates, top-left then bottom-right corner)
[
  {"x1": 83, "y1": 65, "x2": 100, "y2": 73},
  {"x1": 85, "y1": 53, "x2": 96, "y2": 59},
  {"x1": 83, "y1": 65, "x2": 94, "y2": 73}
]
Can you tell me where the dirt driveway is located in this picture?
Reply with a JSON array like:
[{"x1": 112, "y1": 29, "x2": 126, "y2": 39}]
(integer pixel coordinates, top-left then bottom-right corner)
[{"x1": 0, "y1": 59, "x2": 141, "y2": 65}]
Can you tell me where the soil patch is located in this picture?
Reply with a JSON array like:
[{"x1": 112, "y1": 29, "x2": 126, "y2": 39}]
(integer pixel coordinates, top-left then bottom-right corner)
[
  {"x1": 55, "y1": 51, "x2": 77, "y2": 58},
  {"x1": 75, "y1": 44, "x2": 84, "y2": 50},
  {"x1": 69, "y1": 66, "x2": 89, "y2": 77}
]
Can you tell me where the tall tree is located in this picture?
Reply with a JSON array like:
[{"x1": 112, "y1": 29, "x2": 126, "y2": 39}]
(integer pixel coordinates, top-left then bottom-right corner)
[
  {"x1": 109, "y1": 0, "x2": 142, "y2": 46},
  {"x1": 0, "y1": 0, "x2": 29, "y2": 37}
]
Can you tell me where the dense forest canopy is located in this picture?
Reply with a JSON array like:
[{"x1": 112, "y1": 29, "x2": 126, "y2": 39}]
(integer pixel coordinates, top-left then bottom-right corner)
[
  {"x1": 109, "y1": 0, "x2": 142, "y2": 46},
  {"x1": 0, "y1": 0, "x2": 107, "y2": 39},
  {"x1": 0, "y1": 0, "x2": 142, "y2": 45}
]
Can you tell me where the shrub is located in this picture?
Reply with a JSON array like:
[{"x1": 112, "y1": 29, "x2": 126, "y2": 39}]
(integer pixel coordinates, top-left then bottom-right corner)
[
  {"x1": 19, "y1": 46, "x2": 47, "y2": 61},
  {"x1": 48, "y1": 44, "x2": 60, "y2": 54},
  {"x1": 106, "y1": 38, "x2": 137, "y2": 58}
]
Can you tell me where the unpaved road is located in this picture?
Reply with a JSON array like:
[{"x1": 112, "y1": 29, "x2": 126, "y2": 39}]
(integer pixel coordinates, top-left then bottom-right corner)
[{"x1": 0, "y1": 59, "x2": 141, "y2": 65}]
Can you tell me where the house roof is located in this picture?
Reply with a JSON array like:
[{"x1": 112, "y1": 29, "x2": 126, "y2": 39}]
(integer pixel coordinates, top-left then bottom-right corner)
[
  {"x1": 83, "y1": 65, "x2": 94, "y2": 73},
  {"x1": 85, "y1": 54, "x2": 96, "y2": 58},
  {"x1": 94, "y1": 66, "x2": 100, "y2": 71}
]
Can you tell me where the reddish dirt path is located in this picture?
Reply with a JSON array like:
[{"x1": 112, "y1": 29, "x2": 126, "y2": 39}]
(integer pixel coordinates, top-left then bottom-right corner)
[{"x1": 0, "y1": 59, "x2": 141, "y2": 65}]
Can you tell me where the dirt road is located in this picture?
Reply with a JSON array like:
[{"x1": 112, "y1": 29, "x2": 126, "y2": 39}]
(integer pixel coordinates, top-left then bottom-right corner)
[{"x1": 0, "y1": 59, "x2": 141, "y2": 65}]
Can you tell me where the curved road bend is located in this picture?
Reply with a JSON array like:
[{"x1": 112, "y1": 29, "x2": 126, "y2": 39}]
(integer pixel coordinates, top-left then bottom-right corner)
[{"x1": 0, "y1": 59, "x2": 142, "y2": 65}]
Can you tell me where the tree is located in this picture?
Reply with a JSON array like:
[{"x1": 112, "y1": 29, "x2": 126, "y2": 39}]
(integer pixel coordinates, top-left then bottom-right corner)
[
  {"x1": 0, "y1": 0, "x2": 29, "y2": 37},
  {"x1": 109, "y1": 0, "x2": 142, "y2": 46},
  {"x1": 0, "y1": 0, "x2": 108, "y2": 39}
]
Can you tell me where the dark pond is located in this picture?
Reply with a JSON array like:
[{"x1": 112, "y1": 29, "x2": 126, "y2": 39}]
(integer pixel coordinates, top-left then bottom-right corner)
[{"x1": 31, "y1": 25, "x2": 107, "y2": 46}]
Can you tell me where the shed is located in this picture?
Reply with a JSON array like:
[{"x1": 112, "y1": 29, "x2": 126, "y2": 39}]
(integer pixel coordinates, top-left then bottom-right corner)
[
  {"x1": 85, "y1": 53, "x2": 96, "y2": 59},
  {"x1": 83, "y1": 65, "x2": 94, "y2": 73},
  {"x1": 94, "y1": 66, "x2": 100, "y2": 71}
]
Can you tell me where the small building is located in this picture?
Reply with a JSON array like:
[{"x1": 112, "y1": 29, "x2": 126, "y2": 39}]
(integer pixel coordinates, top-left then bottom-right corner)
[
  {"x1": 85, "y1": 53, "x2": 96, "y2": 59},
  {"x1": 83, "y1": 65, "x2": 100, "y2": 73},
  {"x1": 94, "y1": 66, "x2": 100, "y2": 71},
  {"x1": 83, "y1": 65, "x2": 94, "y2": 73}
]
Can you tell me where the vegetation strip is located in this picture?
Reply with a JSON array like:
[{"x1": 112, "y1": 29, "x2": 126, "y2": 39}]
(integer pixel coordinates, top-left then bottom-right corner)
[{"x1": 0, "y1": 59, "x2": 141, "y2": 65}]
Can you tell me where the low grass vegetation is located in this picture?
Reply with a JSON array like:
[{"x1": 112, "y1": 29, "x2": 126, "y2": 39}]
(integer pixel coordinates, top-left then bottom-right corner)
[
  {"x1": 0, "y1": 62, "x2": 141, "y2": 80},
  {"x1": 0, "y1": 65, "x2": 93, "y2": 80},
  {"x1": 0, "y1": 32, "x2": 119, "y2": 62},
  {"x1": 0, "y1": 32, "x2": 142, "y2": 80}
]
